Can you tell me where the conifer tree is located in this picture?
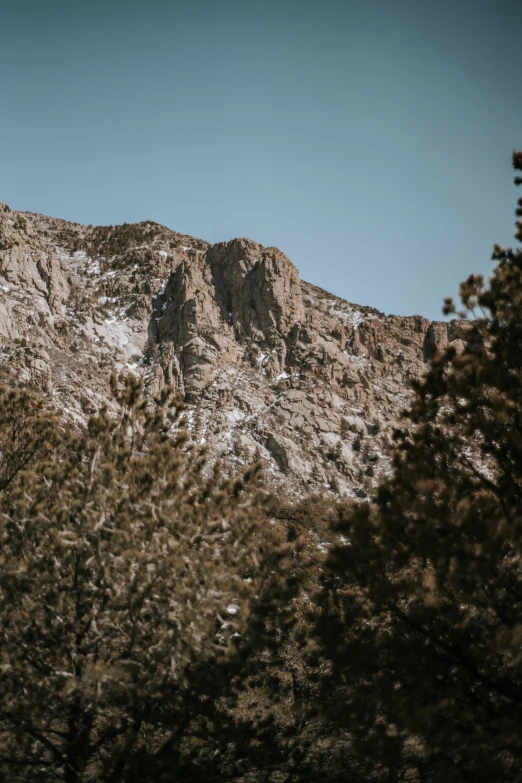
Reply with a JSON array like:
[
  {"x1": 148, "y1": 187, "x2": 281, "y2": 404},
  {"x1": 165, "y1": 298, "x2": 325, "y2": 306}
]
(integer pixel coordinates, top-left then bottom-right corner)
[
  {"x1": 312, "y1": 151, "x2": 522, "y2": 782},
  {"x1": 0, "y1": 385, "x2": 58, "y2": 493},
  {"x1": 0, "y1": 376, "x2": 286, "y2": 782}
]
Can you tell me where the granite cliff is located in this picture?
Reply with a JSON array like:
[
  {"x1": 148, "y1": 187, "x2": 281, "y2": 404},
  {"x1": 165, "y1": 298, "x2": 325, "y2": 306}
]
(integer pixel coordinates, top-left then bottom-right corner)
[{"x1": 0, "y1": 200, "x2": 469, "y2": 498}]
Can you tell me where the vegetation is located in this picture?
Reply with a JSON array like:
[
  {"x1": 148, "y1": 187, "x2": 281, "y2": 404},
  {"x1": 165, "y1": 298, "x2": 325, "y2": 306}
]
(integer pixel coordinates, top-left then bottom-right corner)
[
  {"x1": 0, "y1": 376, "x2": 291, "y2": 782},
  {"x1": 312, "y1": 150, "x2": 522, "y2": 781},
  {"x1": 72, "y1": 223, "x2": 163, "y2": 260}
]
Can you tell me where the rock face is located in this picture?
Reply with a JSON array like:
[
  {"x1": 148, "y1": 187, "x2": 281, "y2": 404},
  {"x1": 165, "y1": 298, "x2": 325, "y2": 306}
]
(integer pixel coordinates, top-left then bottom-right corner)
[
  {"x1": 152, "y1": 238, "x2": 305, "y2": 398},
  {"x1": 0, "y1": 206, "x2": 69, "y2": 340},
  {"x1": 0, "y1": 199, "x2": 462, "y2": 498}
]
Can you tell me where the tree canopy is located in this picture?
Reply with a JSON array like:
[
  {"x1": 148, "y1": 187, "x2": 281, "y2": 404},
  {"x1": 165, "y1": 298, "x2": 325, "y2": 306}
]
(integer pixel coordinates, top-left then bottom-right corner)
[
  {"x1": 312, "y1": 150, "x2": 522, "y2": 782},
  {"x1": 0, "y1": 376, "x2": 290, "y2": 782}
]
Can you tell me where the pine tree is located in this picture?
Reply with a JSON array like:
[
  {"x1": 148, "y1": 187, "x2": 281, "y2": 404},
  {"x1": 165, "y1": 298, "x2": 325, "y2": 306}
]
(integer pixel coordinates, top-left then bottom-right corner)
[
  {"x1": 0, "y1": 385, "x2": 58, "y2": 493},
  {"x1": 312, "y1": 151, "x2": 522, "y2": 782},
  {"x1": 0, "y1": 375, "x2": 288, "y2": 782}
]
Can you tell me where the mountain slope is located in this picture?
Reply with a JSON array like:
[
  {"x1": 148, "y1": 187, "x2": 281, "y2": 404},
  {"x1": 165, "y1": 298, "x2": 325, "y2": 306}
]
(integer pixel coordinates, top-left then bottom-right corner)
[{"x1": 0, "y1": 201, "x2": 470, "y2": 498}]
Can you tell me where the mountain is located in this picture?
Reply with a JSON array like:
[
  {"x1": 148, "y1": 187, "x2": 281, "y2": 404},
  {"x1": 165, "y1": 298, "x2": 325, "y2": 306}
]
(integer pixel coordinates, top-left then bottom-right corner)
[{"x1": 0, "y1": 200, "x2": 470, "y2": 498}]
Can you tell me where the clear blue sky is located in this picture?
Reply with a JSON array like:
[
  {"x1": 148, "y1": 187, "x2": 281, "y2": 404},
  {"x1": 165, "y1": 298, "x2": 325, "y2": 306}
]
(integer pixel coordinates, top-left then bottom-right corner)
[{"x1": 1, "y1": 0, "x2": 521, "y2": 319}]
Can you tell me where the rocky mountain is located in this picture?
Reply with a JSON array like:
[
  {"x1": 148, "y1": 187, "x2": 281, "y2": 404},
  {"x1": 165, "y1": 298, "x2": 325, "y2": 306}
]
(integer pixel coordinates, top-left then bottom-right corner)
[{"x1": 0, "y1": 200, "x2": 470, "y2": 499}]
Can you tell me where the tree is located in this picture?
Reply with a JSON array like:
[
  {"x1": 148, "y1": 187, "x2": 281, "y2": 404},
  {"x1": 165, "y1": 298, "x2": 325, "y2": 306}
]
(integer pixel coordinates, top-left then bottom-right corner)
[
  {"x1": 0, "y1": 385, "x2": 58, "y2": 493},
  {"x1": 0, "y1": 375, "x2": 287, "y2": 783},
  {"x1": 312, "y1": 151, "x2": 522, "y2": 782}
]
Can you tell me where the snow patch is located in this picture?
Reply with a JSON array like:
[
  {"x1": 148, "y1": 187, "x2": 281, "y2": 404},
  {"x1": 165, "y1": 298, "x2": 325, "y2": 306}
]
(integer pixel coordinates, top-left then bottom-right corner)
[{"x1": 226, "y1": 408, "x2": 244, "y2": 425}]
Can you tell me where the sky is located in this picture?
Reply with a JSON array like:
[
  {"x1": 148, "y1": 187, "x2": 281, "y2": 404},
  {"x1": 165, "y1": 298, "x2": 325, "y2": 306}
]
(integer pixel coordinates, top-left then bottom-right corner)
[{"x1": 1, "y1": 0, "x2": 521, "y2": 320}]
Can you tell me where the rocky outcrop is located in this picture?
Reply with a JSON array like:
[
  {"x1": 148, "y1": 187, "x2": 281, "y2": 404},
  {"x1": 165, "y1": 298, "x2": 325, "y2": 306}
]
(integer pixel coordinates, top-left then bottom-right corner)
[
  {"x1": 0, "y1": 203, "x2": 69, "y2": 321},
  {"x1": 0, "y1": 201, "x2": 463, "y2": 498},
  {"x1": 425, "y1": 320, "x2": 472, "y2": 358},
  {"x1": 207, "y1": 239, "x2": 305, "y2": 341},
  {"x1": 151, "y1": 238, "x2": 305, "y2": 398}
]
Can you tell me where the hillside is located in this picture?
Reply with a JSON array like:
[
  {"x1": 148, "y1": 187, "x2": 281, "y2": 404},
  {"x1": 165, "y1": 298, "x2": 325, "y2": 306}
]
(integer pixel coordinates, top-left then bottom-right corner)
[{"x1": 0, "y1": 201, "x2": 470, "y2": 498}]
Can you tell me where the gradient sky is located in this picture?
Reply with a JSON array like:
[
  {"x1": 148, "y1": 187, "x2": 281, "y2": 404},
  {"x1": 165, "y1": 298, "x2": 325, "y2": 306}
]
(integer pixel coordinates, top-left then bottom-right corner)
[{"x1": 1, "y1": 0, "x2": 521, "y2": 319}]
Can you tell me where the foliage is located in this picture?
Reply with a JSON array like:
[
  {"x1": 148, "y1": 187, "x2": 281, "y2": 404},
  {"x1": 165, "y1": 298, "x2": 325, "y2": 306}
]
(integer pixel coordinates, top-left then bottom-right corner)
[
  {"x1": 0, "y1": 376, "x2": 288, "y2": 783},
  {"x1": 72, "y1": 222, "x2": 162, "y2": 260},
  {"x1": 0, "y1": 385, "x2": 58, "y2": 494},
  {"x1": 312, "y1": 151, "x2": 522, "y2": 781}
]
